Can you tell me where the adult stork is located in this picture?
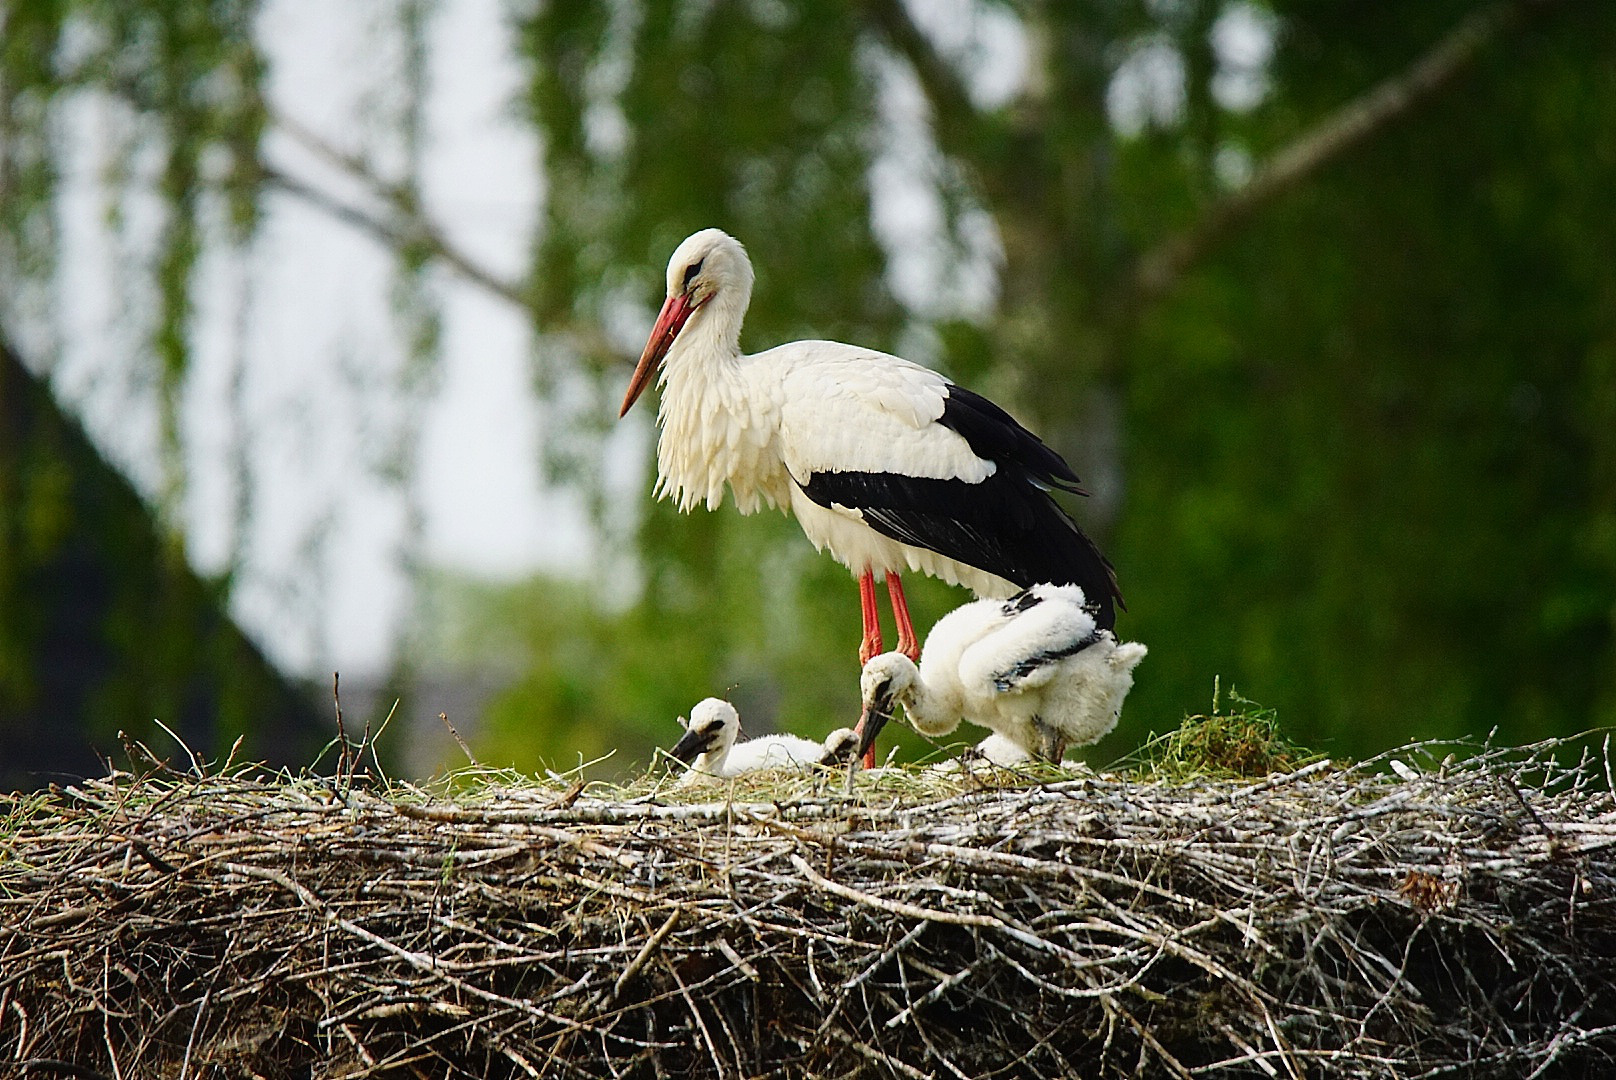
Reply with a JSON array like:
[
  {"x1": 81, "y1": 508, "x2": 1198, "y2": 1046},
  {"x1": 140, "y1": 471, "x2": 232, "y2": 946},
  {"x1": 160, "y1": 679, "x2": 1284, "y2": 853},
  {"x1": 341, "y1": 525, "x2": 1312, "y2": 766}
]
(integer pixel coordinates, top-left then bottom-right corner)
[
  {"x1": 620, "y1": 229, "x2": 1123, "y2": 755},
  {"x1": 855, "y1": 584, "x2": 1147, "y2": 764}
]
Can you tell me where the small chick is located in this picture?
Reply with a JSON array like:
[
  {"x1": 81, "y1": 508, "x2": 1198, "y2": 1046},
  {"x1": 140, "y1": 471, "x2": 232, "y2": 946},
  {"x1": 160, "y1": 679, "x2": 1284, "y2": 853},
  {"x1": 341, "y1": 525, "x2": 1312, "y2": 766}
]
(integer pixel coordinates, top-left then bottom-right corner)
[
  {"x1": 856, "y1": 584, "x2": 1147, "y2": 763},
  {"x1": 667, "y1": 698, "x2": 854, "y2": 782}
]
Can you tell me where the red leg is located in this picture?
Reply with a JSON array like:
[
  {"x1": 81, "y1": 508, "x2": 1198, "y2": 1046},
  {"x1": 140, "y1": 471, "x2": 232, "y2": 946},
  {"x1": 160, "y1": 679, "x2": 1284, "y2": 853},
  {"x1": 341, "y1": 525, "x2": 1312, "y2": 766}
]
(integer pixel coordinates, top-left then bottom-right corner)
[
  {"x1": 886, "y1": 573, "x2": 921, "y2": 662},
  {"x1": 857, "y1": 569, "x2": 883, "y2": 665},
  {"x1": 856, "y1": 570, "x2": 883, "y2": 769}
]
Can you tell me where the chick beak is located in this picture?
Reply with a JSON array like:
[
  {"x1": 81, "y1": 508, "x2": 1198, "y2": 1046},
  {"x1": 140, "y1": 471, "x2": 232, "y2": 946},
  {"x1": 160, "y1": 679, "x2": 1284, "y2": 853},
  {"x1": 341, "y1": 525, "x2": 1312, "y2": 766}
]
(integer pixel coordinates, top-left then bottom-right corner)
[
  {"x1": 668, "y1": 725, "x2": 715, "y2": 765},
  {"x1": 852, "y1": 705, "x2": 893, "y2": 763}
]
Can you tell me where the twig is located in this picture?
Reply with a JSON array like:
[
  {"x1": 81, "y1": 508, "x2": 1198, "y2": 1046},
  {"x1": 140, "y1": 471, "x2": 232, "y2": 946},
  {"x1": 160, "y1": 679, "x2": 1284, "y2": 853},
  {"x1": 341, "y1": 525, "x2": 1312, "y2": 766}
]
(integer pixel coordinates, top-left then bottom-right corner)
[
  {"x1": 439, "y1": 712, "x2": 481, "y2": 768},
  {"x1": 790, "y1": 854, "x2": 998, "y2": 928},
  {"x1": 1130, "y1": 0, "x2": 1551, "y2": 305},
  {"x1": 332, "y1": 672, "x2": 350, "y2": 785},
  {"x1": 19, "y1": 1064, "x2": 115, "y2": 1080},
  {"x1": 150, "y1": 718, "x2": 204, "y2": 778},
  {"x1": 607, "y1": 910, "x2": 680, "y2": 1004}
]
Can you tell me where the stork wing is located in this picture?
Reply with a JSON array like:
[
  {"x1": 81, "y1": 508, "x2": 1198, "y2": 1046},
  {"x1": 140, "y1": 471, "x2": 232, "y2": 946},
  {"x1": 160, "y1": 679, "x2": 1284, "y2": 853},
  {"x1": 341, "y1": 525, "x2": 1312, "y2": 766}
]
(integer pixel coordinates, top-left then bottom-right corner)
[
  {"x1": 774, "y1": 346, "x2": 1122, "y2": 627},
  {"x1": 957, "y1": 594, "x2": 1102, "y2": 693},
  {"x1": 774, "y1": 346, "x2": 992, "y2": 481}
]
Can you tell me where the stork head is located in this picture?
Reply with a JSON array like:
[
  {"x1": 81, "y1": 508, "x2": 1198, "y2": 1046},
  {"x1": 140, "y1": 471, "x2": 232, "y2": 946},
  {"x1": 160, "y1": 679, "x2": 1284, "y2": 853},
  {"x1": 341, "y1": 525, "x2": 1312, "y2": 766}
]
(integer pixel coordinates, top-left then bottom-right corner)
[
  {"x1": 820, "y1": 726, "x2": 860, "y2": 766},
  {"x1": 619, "y1": 228, "x2": 754, "y2": 417},
  {"x1": 853, "y1": 653, "x2": 918, "y2": 762},
  {"x1": 667, "y1": 697, "x2": 740, "y2": 765}
]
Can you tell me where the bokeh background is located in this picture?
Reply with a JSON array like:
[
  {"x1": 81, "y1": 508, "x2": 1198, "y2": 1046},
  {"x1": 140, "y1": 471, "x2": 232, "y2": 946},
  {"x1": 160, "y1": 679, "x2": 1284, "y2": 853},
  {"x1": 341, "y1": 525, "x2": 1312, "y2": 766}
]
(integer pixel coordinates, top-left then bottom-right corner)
[{"x1": 2, "y1": 0, "x2": 1613, "y2": 787}]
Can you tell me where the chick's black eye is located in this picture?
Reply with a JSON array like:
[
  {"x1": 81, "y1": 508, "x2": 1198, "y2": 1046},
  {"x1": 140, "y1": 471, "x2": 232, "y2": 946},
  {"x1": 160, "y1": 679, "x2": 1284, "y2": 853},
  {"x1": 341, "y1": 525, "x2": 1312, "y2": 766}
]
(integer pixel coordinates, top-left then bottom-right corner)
[{"x1": 682, "y1": 259, "x2": 703, "y2": 290}]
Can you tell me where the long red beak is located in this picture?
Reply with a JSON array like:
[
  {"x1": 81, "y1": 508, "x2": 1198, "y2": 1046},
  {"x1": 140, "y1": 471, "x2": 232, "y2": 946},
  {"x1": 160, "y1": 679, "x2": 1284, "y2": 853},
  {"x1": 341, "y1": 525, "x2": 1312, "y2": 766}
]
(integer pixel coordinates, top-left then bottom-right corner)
[{"x1": 619, "y1": 292, "x2": 696, "y2": 417}]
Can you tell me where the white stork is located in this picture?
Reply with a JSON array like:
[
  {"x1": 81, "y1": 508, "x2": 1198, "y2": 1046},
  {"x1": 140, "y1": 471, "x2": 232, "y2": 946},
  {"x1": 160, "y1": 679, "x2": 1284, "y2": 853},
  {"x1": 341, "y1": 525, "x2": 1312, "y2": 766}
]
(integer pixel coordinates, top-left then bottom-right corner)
[
  {"x1": 665, "y1": 698, "x2": 856, "y2": 782},
  {"x1": 620, "y1": 228, "x2": 1123, "y2": 762},
  {"x1": 855, "y1": 584, "x2": 1147, "y2": 764}
]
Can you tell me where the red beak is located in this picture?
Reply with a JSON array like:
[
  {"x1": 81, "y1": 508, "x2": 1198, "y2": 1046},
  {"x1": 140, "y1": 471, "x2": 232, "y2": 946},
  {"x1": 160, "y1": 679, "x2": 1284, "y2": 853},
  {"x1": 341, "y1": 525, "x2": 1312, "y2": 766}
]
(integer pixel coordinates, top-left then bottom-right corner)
[{"x1": 619, "y1": 292, "x2": 696, "y2": 417}]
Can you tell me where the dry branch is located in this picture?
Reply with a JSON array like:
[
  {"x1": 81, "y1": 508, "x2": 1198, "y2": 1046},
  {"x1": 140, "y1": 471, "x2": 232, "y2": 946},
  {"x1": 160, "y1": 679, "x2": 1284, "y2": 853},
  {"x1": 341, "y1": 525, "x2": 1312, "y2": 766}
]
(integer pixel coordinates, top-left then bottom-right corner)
[
  {"x1": 3, "y1": 737, "x2": 1615, "y2": 1078},
  {"x1": 1129, "y1": 0, "x2": 1551, "y2": 305}
]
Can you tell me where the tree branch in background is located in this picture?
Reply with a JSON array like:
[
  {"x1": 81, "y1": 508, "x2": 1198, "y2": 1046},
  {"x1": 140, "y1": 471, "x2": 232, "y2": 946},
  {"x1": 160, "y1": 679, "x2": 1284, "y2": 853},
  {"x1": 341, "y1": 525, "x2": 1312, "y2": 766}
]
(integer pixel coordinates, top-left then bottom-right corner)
[
  {"x1": 267, "y1": 112, "x2": 532, "y2": 311},
  {"x1": 265, "y1": 110, "x2": 617, "y2": 359},
  {"x1": 862, "y1": 0, "x2": 989, "y2": 167},
  {"x1": 98, "y1": 74, "x2": 538, "y2": 320},
  {"x1": 258, "y1": 164, "x2": 405, "y2": 250},
  {"x1": 1129, "y1": 0, "x2": 1545, "y2": 307}
]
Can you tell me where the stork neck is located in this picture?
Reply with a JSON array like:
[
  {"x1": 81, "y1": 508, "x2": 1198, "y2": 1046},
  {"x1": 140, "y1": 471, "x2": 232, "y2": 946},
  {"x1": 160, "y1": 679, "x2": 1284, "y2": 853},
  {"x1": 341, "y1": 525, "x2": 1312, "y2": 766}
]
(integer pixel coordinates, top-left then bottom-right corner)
[
  {"x1": 650, "y1": 276, "x2": 787, "y2": 515},
  {"x1": 901, "y1": 676, "x2": 963, "y2": 739},
  {"x1": 697, "y1": 738, "x2": 732, "y2": 776},
  {"x1": 667, "y1": 286, "x2": 746, "y2": 378}
]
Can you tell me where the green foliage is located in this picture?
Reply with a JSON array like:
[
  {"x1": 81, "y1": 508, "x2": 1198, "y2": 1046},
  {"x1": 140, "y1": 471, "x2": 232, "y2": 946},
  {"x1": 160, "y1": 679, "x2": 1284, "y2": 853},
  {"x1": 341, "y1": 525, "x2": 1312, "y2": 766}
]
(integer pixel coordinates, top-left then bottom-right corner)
[{"x1": 1117, "y1": 6, "x2": 1616, "y2": 758}]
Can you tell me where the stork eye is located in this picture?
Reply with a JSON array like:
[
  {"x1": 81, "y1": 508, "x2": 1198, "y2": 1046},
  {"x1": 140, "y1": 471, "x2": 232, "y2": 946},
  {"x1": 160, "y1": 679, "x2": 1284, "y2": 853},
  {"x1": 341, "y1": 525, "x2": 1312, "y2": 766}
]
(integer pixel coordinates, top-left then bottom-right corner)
[{"x1": 681, "y1": 260, "x2": 704, "y2": 290}]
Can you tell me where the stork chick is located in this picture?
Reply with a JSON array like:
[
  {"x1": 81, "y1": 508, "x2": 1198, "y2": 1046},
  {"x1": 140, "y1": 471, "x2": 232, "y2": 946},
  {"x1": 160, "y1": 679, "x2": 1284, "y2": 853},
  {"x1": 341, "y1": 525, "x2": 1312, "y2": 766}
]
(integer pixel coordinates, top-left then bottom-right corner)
[
  {"x1": 667, "y1": 698, "x2": 855, "y2": 783},
  {"x1": 855, "y1": 584, "x2": 1146, "y2": 764}
]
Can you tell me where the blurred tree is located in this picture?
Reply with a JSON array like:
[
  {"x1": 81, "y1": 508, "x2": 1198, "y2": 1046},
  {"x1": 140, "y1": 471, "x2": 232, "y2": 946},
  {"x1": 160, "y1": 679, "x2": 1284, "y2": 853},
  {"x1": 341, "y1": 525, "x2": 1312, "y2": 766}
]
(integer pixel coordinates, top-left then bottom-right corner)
[
  {"x1": 1119, "y1": 1, "x2": 1616, "y2": 752},
  {"x1": 0, "y1": 0, "x2": 426, "y2": 776},
  {"x1": 4, "y1": 0, "x2": 1612, "y2": 778},
  {"x1": 496, "y1": 0, "x2": 1613, "y2": 767},
  {"x1": 0, "y1": 0, "x2": 336, "y2": 783},
  {"x1": 0, "y1": 335, "x2": 325, "y2": 788}
]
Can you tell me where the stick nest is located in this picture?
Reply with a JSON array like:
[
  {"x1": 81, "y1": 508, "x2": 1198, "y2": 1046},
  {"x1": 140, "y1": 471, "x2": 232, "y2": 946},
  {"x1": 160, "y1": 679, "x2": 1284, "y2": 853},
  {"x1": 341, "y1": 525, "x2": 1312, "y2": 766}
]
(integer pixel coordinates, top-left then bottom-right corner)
[{"x1": 3, "y1": 735, "x2": 1615, "y2": 1079}]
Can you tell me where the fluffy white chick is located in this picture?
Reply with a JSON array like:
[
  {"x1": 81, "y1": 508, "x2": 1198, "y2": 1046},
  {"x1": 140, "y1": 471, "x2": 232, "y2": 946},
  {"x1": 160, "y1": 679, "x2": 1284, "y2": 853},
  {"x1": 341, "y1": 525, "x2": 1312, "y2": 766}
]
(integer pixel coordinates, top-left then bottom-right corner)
[
  {"x1": 856, "y1": 584, "x2": 1146, "y2": 763},
  {"x1": 667, "y1": 698, "x2": 854, "y2": 782}
]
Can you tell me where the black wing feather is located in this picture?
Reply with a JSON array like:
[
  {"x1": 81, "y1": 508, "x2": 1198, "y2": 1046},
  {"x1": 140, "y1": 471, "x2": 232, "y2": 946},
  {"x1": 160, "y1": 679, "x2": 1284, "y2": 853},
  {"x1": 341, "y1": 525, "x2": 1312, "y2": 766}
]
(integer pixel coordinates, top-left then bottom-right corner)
[
  {"x1": 800, "y1": 469, "x2": 1121, "y2": 629},
  {"x1": 1002, "y1": 590, "x2": 1044, "y2": 617},
  {"x1": 936, "y1": 385, "x2": 1086, "y2": 494},
  {"x1": 798, "y1": 385, "x2": 1124, "y2": 628}
]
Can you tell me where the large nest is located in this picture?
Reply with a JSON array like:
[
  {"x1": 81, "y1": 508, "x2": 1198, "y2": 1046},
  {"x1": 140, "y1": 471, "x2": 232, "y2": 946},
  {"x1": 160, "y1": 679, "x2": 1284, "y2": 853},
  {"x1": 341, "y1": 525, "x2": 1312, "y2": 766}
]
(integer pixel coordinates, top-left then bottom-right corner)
[{"x1": 3, "y1": 733, "x2": 1615, "y2": 1079}]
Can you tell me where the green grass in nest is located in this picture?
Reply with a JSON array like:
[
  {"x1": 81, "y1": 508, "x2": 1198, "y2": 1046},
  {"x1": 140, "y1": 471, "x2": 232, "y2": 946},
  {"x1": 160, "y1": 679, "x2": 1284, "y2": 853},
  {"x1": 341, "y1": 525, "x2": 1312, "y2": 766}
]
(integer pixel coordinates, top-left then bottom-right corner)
[{"x1": 1123, "y1": 681, "x2": 1327, "y2": 781}]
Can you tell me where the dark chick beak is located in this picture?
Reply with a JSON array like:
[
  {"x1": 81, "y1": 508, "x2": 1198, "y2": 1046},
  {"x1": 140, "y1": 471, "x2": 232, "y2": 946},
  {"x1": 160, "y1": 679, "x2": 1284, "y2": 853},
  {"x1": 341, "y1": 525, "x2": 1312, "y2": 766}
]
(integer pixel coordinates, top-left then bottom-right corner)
[
  {"x1": 852, "y1": 705, "x2": 893, "y2": 763},
  {"x1": 668, "y1": 725, "x2": 715, "y2": 765},
  {"x1": 620, "y1": 292, "x2": 696, "y2": 418}
]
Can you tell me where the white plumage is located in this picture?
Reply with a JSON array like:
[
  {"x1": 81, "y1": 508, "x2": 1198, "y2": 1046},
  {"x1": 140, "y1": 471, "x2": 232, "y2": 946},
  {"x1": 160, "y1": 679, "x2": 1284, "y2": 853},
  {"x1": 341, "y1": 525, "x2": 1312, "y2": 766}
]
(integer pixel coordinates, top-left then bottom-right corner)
[
  {"x1": 856, "y1": 584, "x2": 1147, "y2": 764},
  {"x1": 620, "y1": 229, "x2": 1123, "y2": 701},
  {"x1": 666, "y1": 698, "x2": 854, "y2": 783},
  {"x1": 971, "y1": 733, "x2": 1038, "y2": 767},
  {"x1": 917, "y1": 734, "x2": 1037, "y2": 777}
]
